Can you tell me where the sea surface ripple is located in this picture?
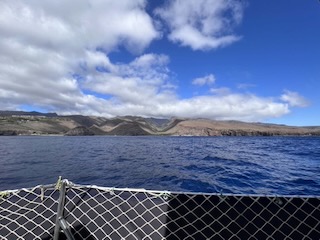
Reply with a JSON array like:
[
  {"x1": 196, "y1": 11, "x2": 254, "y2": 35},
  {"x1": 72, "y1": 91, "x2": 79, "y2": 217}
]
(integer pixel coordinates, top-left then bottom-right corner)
[{"x1": 0, "y1": 136, "x2": 319, "y2": 195}]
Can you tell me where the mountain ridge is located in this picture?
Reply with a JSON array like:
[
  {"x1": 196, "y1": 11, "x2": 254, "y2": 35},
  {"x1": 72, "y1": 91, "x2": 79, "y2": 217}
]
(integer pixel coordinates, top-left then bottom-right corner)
[{"x1": 0, "y1": 111, "x2": 319, "y2": 136}]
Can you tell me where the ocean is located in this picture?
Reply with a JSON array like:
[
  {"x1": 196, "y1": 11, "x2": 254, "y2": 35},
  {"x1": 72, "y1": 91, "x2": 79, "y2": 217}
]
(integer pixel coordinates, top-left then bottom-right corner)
[{"x1": 0, "y1": 136, "x2": 319, "y2": 195}]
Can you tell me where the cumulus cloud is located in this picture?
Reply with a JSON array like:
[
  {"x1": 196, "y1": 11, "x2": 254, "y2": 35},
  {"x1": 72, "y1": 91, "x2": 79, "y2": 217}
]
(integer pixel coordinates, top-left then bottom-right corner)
[
  {"x1": 210, "y1": 87, "x2": 231, "y2": 95},
  {"x1": 0, "y1": 0, "x2": 159, "y2": 53},
  {"x1": 281, "y1": 90, "x2": 309, "y2": 107},
  {"x1": 169, "y1": 94, "x2": 290, "y2": 121},
  {"x1": 111, "y1": 93, "x2": 289, "y2": 122},
  {"x1": 82, "y1": 53, "x2": 174, "y2": 105},
  {"x1": 155, "y1": 0, "x2": 244, "y2": 50},
  {"x1": 192, "y1": 74, "x2": 215, "y2": 86},
  {"x1": 0, "y1": 0, "x2": 308, "y2": 122},
  {"x1": 0, "y1": 0, "x2": 159, "y2": 114}
]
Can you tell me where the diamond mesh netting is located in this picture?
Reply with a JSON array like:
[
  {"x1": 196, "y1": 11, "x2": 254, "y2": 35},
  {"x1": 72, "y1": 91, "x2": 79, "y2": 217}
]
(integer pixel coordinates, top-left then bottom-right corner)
[
  {"x1": 0, "y1": 180, "x2": 319, "y2": 239},
  {"x1": 0, "y1": 184, "x2": 59, "y2": 239}
]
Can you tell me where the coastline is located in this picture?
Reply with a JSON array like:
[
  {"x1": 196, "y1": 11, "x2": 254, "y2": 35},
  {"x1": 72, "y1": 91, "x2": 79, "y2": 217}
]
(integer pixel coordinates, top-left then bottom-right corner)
[{"x1": 1, "y1": 112, "x2": 319, "y2": 137}]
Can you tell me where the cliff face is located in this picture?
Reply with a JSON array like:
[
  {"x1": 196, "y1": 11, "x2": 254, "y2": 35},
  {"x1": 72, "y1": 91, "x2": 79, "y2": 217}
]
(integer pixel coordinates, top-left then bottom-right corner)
[
  {"x1": 162, "y1": 119, "x2": 320, "y2": 136},
  {"x1": 0, "y1": 130, "x2": 18, "y2": 136},
  {"x1": 65, "y1": 126, "x2": 95, "y2": 136},
  {"x1": 0, "y1": 111, "x2": 319, "y2": 136},
  {"x1": 107, "y1": 122, "x2": 151, "y2": 136}
]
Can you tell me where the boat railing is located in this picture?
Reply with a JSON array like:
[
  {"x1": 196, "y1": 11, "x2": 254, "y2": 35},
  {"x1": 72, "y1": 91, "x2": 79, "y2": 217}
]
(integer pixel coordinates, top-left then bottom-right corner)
[{"x1": 0, "y1": 178, "x2": 319, "y2": 239}]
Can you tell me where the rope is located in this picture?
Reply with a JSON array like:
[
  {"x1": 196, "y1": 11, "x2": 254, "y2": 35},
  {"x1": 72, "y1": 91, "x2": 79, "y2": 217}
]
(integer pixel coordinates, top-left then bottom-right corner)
[
  {"x1": 0, "y1": 179, "x2": 319, "y2": 239},
  {"x1": 55, "y1": 176, "x2": 62, "y2": 190},
  {"x1": 0, "y1": 191, "x2": 10, "y2": 199}
]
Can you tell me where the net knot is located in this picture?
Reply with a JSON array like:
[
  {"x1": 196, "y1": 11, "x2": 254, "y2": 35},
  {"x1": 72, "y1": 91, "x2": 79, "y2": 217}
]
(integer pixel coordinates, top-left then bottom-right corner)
[{"x1": 0, "y1": 191, "x2": 10, "y2": 199}]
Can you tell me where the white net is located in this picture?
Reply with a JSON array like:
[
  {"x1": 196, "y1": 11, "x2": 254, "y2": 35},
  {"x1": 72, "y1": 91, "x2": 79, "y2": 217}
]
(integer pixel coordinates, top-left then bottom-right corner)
[
  {"x1": 0, "y1": 184, "x2": 58, "y2": 239},
  {"x1": 1, "y1": 180, "x2": 319, "y2": 239}
]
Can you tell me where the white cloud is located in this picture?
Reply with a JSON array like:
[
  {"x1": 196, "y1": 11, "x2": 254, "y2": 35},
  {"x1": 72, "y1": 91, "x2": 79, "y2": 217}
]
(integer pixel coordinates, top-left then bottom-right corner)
[
  {"x1": 80, "y1": 51, "x2": 292, "y2": 121},
  {"x1": 82, "y1": 53, "x2": 174, "y2": 105},
  {"x1": 281, "y1": 90, "x2": 309, "y2": 107},
  {"x1": 155, "y1": 0, "x2": 244, "y2": 50},
  {"x1": 112, "y1": 93, "x2": 289, "y2": 122},
  {"x1": 0, "y1": 0, "x2": 159, "y2": 114},
  {"x1": 210, "y1": 87, "x2": 231, "y2": 95},
  {"x1": 192, "y1": 74, "x2": 215, "y2": 86},
  {"x1": 1, "y1": 0, "x2": 158, "y2": 53},
  {"x1": 0, "y1": 0, "x2": 308, "y2": 122},
  {"x1": 169, "y1": 94, "x2": 290, "y2": 121}
]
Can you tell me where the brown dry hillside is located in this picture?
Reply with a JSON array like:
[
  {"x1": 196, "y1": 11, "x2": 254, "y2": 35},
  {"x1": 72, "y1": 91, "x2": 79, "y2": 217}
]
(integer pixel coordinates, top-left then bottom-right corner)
[
  {"x1": 0, "y1": 111, "x2": 319, "y2": 136},
  {"x1": 162, "y1": 119, "x2": 320, "y2": 136}
]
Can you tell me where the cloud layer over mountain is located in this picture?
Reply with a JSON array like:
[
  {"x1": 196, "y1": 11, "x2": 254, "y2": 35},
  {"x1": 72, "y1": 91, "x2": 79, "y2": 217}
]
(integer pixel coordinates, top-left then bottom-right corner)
[{"x1": 0, "y1": 0, "x2": 308, "y2": 121}]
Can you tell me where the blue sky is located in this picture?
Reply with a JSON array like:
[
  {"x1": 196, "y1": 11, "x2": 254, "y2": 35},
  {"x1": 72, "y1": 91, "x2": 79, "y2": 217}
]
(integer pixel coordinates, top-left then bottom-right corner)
[{"x1": 0, "y1": 0, "x2": 319, "y2": 126}]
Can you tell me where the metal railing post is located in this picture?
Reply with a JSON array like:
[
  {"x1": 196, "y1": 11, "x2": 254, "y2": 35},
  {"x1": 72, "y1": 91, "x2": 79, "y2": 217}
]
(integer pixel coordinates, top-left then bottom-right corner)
[{"x1": 53, "y1": 180, "x2": 74, "y2": 240}]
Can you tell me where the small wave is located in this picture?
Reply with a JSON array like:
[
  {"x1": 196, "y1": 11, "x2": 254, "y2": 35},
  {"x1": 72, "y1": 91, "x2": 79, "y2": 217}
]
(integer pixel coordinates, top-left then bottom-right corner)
[
  {"x1": 1, "y1": 136, "x2": 319, "y2": 195},
  {"x1": 291, "y1": 178, "x2": 318, "y2": 186},
  {"x1": 180, "y1": 179, "x2": 216, "y2": 193},
  {"x1": 203, "y1": 155, "x2": 231, "y2": 161},
  {"x1": 115, "y1": 157, "x2": 131, "y2": 163},
  {"x1": 185, "y1": 164, "x2": 225, "y2": 175},
  {"x1": 202, "y1": 155, "x2": 265, "y2": 170},
  {"x1": 159, "y1": 175, "x2": 179, "y2": 182}
]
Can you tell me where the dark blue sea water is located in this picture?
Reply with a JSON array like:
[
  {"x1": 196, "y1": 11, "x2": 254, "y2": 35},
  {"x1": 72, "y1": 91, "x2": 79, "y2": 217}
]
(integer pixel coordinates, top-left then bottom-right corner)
[{"x1": 0, "y1": 136, "x2": 319, "y2": 195}]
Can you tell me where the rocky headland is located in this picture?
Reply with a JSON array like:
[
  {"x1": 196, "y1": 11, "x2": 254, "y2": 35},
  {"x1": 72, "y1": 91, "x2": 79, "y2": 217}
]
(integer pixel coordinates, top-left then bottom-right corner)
[{"x1": 0, "y1": 111, "x2": 319, "y2": 136}]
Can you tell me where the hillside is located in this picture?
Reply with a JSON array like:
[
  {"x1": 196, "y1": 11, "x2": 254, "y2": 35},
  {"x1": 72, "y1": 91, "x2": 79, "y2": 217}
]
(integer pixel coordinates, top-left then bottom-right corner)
[{"x1": 0, "y1": 111, "x2": 319, "y2": 136}]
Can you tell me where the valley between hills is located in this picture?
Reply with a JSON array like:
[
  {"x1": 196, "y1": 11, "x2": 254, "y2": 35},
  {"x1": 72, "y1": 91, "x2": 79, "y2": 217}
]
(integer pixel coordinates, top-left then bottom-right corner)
[{"x1": 0, "y1": 111, "x2": 320, "y2": 136}]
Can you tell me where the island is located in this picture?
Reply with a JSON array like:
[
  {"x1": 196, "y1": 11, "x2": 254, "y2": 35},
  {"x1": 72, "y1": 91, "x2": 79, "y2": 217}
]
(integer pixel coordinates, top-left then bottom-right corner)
[{"x1": 0, "y1": 111, "x2": 319, "y2": 136}]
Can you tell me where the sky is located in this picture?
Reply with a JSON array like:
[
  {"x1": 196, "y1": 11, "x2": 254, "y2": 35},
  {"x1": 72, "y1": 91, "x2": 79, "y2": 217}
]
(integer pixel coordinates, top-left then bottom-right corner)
[{"x1": 0, "y1": 0, "x2": 319, "y2": 126}]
